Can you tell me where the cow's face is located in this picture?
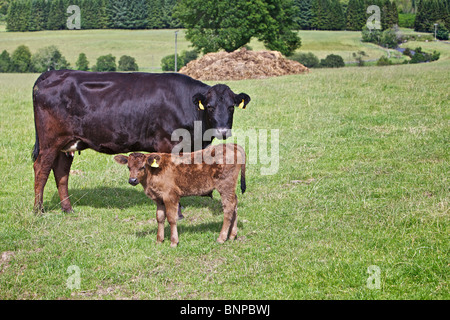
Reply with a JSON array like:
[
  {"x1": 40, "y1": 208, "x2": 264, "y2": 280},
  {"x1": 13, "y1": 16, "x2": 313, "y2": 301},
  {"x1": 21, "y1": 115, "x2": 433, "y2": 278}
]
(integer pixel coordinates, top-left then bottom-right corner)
[
  {"x1": 193, "y1": 84, "x2": 250, "y2": 139},
  {"x1": 114, "y1": 153, "x2": 148, "y2": 186}
]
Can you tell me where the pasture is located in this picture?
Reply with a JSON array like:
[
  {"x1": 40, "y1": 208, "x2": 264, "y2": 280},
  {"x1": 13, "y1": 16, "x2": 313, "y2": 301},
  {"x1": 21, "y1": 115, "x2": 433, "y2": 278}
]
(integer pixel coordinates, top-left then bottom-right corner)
[{"x1": 0, "y1": 29, "x2": 449, "y2": 300}]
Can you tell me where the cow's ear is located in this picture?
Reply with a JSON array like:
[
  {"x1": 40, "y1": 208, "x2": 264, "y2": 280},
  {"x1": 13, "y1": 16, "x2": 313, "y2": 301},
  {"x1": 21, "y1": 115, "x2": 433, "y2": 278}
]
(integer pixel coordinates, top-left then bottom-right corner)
[
  {"x1": 235, "y1": 93, "x2": 251, "y2": 109},
  {"x1": 193, "y1": 93, "x2": 206, "y2": 110},
  {"x1": 114, "y1": 155, "x2": 128, "y2": 165},
  {"x1": 147, "y1": 154, "x2": 162, "y2": 169}
]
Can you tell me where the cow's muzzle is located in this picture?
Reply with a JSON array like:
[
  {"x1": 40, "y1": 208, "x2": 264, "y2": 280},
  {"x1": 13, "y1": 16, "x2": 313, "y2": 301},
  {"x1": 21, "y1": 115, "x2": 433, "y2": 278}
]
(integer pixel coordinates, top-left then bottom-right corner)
[{"x1": 215, "y1": 128, "x2": 232, "y2": 140}]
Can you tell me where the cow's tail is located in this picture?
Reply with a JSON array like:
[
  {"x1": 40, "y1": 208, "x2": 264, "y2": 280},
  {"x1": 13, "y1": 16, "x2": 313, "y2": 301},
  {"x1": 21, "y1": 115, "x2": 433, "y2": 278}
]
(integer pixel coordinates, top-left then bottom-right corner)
[
  {"x1": 32, "y1": 129, "x2": 39, "y2": 162},
  {"x1": 239, "y1": 146, "x2": 246, "y2": 194},
  {"x1": 32, "y1": 79, "x2": 40, "y2": 163}
]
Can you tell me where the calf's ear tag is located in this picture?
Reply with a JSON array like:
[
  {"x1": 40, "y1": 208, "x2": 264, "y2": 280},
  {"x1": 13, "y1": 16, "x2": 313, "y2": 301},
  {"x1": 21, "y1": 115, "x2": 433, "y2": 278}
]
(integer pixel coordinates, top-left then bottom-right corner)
[
  {"x1": 150, "y1": 159, "x2": 159, "y2": 168},
  {"x1": 198, "y1": 101, "x2": 205, "y2": 110},
  {"x1": 238, "y1": 99, "x2": 245, "y2": 109}
]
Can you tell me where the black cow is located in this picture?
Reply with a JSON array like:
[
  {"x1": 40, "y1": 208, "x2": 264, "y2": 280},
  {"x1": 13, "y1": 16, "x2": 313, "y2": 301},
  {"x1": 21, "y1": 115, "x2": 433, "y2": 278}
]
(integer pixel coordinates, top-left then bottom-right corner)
[{"x1": 32, "y1": 70, "x2": 250, "y2": 213}]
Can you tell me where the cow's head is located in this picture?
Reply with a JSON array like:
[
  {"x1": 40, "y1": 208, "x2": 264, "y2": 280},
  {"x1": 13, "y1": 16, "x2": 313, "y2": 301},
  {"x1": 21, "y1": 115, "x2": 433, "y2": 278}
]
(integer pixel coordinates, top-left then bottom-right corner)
[
  {"x1": 114, "y1": 153, "x2": 148, "y2": 186},
  {"x1": 193, "y1": 84, "x2": 250, "y2": 139}
]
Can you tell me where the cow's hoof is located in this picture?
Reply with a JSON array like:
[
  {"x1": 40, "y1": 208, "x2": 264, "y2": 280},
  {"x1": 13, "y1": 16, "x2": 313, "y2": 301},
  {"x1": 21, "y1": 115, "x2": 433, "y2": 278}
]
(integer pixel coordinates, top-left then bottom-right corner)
[{"x1": 170, "y1": 242, "x2": 178, "y2": 248}]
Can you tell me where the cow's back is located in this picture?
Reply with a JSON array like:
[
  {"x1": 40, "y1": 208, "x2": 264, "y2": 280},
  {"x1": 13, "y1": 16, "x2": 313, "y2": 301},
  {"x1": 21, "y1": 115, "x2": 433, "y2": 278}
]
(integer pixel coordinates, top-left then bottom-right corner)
[{"x1": 33, "y1": 70, "x2": 209, "y2": 154}]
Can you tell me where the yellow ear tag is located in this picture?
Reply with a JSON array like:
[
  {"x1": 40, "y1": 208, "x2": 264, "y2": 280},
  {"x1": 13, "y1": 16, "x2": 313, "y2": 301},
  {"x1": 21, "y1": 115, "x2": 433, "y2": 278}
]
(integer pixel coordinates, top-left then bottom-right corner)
[
  {"x1": 198, "y1": 101, "x2": 205, "y2": 110},
  {"x1": 238, "y1": 99, "x2": 245, "y2": 109},
  {"x1": 150, "y1": 159, "x2": 159, "y2": 168}
]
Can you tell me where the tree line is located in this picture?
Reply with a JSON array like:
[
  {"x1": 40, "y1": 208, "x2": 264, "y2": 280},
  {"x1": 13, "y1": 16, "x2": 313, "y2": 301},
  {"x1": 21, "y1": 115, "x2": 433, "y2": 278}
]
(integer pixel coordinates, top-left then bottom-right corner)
[
  {"x1": 5, "y1": 0, "x2": 449, "y2": 33},
  {"x1": 6, "y1": 0, "x2": 182, "y2": 31},
  {"x1": 0, "y1": 44, "x2": 139, "y2": 72},
  {"x1": 5, "y1": 0, "x2": 402, "y2": 32},
  {"x1": 293, "y1": 0, "x2": 400, "y2": 31},
  {"x1": 414, "y1": 0, "x2": 450, "y2": 32}
]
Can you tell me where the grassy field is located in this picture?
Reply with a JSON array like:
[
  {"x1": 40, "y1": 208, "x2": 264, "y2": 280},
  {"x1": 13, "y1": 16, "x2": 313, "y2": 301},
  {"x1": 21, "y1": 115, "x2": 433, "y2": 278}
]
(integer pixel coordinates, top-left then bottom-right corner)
[
  {"x1": 0, "y1": 29, "x2": 449, "y2": 300},
  {"x1": 0, "y1": 28, "x2": 404, "y2": 71}
]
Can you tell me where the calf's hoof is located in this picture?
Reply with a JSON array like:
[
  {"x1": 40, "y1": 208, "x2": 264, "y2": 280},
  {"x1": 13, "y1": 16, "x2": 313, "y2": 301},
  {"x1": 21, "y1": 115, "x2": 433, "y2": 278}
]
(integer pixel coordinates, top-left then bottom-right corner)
[{"x1": 170, "y1": 242, "x2": 178, "y2": 248}]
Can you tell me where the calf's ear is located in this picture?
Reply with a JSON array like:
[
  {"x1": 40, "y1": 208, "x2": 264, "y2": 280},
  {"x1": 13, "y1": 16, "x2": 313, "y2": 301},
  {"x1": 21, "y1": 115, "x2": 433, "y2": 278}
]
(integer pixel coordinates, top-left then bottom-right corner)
[
  {"x1": 193, "y1": 93, "x2": 206, "y2": 110},
  {"x1": 114, "y1": 155, "x2": 128, "y2": 165},
  {"x1": 147, "y1": 154, "x2": 162, "y2": 168},
  {"x1": 235, "y1": 93, "x2": 251, "y2": 109}
]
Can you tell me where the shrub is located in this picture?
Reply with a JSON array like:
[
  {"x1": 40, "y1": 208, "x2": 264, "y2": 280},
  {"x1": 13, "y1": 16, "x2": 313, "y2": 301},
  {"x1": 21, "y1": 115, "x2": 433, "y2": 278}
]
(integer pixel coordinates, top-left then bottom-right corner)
[
  {"x1": 352, "y1": 51, "x2": 367, "y2": 67},
  {"x1": 0, "y1": 50, "x2": 12, "y2": 72},
  {"x1": 376, "y1": 56, "x2": 392, "y2": 66},
  {"x1": 380, "y1": 29, "x2": 398, "y2": 48},
  {"x1": 289, "y1": 52, "x2": 319, "y2": 68},
  {"x1": 161, "y1": 50, "x2": 199, "y2": 72},
  {"x1": 31, "y1": 45, "x2": 70, "y2": 73},
  {"x1": 436, "y1": 24, "x2": 449, "y2": 41},
  {"x1": 92, "y1": 54, "x2": 116, "y2": 72},
  {"x1": 10, "y1": 45, "x2": 32, "y2": 73},
  {"x1": 181, "y1": 50, "x2": 199, "y2": 66},
  {"x1": 76, "y1": 53, "x2": 90, "y2": 71},
  {"x1": 161, "y1": 54, "x2": 179, "y2": 72},
  {"x1": 319, "y1": 54, "x2": 345, "y2": 68},
  {"x1": 118, "y1": 55, "x2": 139, "y2": 71}
]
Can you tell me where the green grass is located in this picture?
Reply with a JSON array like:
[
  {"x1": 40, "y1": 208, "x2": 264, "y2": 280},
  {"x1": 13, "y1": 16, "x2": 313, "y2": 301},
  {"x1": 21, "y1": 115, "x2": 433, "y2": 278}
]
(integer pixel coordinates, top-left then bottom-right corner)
[
  {"x1": 0, "y1": 30, "x2": 449, "y2": 300},
  {"x1": 1, "y1": 28, "x2": 407, "y2": 72}
]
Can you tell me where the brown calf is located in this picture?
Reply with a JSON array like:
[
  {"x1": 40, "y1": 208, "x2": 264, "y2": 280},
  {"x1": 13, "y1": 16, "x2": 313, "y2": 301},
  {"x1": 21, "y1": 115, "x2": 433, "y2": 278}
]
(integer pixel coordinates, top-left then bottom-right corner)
[{"x1": 114, "y1": 143, "x2": 246, "y2": 247}]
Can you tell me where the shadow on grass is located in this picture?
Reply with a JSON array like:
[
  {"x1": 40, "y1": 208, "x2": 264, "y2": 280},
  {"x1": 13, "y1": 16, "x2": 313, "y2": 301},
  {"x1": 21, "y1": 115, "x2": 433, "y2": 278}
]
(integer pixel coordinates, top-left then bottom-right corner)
[{"x1": 48, "y1": 187, "x2": 223, "y2": 214}]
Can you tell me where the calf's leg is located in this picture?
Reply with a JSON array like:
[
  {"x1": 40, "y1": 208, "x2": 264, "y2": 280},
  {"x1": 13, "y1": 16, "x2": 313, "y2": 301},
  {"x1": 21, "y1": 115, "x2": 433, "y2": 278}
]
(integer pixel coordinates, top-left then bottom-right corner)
[
  {"x1": 155, "y1": 201, "x2": 166, "y2": 244},
  {"x1": 164, "y1": 200, "x2": 179, "y2": 247},
  {"x1": 217, "y1": 191, "x2": 238, "y2": 244},
  {"x1": 229, "y1": 195, "x2": 238, "y2": 241}
]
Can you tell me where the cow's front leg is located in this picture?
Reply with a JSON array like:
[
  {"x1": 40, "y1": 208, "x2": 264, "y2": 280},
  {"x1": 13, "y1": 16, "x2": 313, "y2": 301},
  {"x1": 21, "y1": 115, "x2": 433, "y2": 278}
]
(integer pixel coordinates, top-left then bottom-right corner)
[
  {"x1": 164, "y1": 200, "x2": 180, "y2": 248},
  {"x1": 155, "y1": 201, "x2": 166, "y2": 244}
]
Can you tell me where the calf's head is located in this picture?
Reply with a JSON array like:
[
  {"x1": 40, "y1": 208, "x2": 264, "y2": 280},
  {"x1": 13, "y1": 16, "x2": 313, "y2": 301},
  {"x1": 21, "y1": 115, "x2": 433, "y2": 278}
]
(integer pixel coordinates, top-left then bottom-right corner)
[
  {"x1": 114, "y1": 153, "x2": 149, "y2": 186},
  {"x1": 193, "y1": 84, "x2": 250, "y2": 139}
]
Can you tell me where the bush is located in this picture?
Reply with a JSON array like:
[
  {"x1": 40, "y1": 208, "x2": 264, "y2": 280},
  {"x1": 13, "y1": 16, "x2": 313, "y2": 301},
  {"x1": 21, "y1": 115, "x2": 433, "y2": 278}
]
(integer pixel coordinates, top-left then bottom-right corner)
[
  {"x1": 0, "y1": 50, "x2": 12, "y2": 72},
  {"x1": 289, "y1": 52, "x2": 319, "y2": 68},
  {"x1": 31, "y1": 45, "x2": 70, "y2": 73},
  {"x1": 161, "y1": 54, "x2": 179, "y2": 72},
  {"x1": 361, "y1": 27, "x2": 382, "y2": 43},
  {"x1": 319, "y1": 54, "x2": 345, "y2": 68},
  {"x1": 118, "y1": 55, "x2": 139, "y2": 71},
  {"x1": 380, "y1": 29, "x2": 398, "y2": 48},
  {"x1": 436, "y1": 24, "x2": 449, "y2": 41},
  {"x1": 376, "y1": 56, "x2": 392, "y2": 66},
  {"x1": 10, "y1": 45, "x2": 32, "y2": 73},
  {"x1": 76, "y1": 53, "x2": 90, "y2": 71},
  {"x1": 161, "y1": 50, "x2": 199, "y2": 72},
  {"x1": 92, "y1": 54, "x2": 116, "y2": 72}
]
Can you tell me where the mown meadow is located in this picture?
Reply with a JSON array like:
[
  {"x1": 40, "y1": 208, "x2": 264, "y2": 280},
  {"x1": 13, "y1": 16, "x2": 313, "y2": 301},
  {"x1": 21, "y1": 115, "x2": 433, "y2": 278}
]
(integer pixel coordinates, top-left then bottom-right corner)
[{"x1": 0, "y1": 29, "x2": 448, "y2": 299}]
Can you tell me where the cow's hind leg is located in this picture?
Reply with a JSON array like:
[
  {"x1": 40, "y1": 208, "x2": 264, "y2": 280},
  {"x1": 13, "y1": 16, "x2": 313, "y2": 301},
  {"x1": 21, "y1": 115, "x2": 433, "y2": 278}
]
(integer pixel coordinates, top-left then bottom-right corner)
[
  {"x1": 33, "y1": 149, "x2": 58, "y2": 214},
  {"x1": 53, "y1": 152, "x2": 74, "y2": 213}
]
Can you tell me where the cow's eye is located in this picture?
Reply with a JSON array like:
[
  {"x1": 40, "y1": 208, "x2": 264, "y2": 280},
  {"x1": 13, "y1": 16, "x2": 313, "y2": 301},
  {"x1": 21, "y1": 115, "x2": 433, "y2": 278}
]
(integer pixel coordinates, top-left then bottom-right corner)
[{"x1": 139, "y1": 167, "x2": 145, "y2": 171}]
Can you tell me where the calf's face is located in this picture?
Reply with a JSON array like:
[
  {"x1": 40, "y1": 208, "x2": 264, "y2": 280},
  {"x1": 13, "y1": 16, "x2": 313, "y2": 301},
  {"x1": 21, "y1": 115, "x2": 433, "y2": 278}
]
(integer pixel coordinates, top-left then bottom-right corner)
[{"x1": 114, "y1": 153, "x2": 149, "y2": 186}]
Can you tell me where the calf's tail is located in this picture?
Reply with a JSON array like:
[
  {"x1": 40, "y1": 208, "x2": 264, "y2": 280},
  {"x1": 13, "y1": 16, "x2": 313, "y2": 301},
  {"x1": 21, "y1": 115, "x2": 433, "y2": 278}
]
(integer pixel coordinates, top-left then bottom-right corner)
[{"x1": 240, "y1": 149, "x2": 246, "y2": 194}]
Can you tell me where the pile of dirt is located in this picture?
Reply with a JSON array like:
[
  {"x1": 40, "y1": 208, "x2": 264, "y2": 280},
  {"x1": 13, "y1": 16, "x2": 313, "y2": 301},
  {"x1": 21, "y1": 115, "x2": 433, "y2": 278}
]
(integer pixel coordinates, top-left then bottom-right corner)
[{"x1": 179, "y1": 48, "x2": 309, "y2": 81}]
